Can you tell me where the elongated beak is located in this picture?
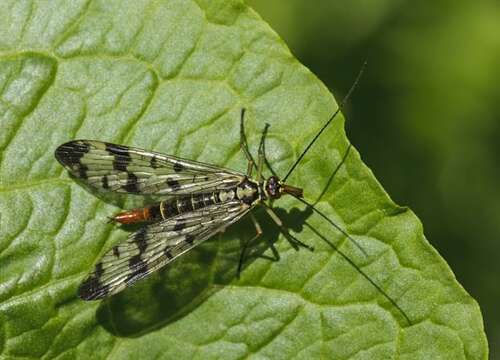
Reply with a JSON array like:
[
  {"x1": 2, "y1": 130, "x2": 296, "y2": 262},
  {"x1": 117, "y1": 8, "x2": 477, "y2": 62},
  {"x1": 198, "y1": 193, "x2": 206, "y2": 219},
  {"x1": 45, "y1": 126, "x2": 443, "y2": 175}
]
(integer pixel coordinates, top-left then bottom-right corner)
[{"x1": 282, "y1": 184, "x2": 303, "y2": 198}]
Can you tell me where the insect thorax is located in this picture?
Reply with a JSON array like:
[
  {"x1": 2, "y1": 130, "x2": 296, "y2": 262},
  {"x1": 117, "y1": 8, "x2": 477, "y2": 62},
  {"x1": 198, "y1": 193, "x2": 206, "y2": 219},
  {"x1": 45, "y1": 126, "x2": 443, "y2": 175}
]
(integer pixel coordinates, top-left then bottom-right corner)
[{"x1": 235, "y1": 177, "x2": 261, "y2": 205}]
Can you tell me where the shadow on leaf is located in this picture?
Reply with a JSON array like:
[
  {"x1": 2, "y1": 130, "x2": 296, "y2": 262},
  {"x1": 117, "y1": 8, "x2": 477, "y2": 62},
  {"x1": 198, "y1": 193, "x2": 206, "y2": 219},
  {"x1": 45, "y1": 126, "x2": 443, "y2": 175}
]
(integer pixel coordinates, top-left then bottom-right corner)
[
  {"x1": 92, "y1": 143, "x2": 348, "y2": 337},
  {"x1": 95, "y1": 203, "x2": 315, "y2": 338}
]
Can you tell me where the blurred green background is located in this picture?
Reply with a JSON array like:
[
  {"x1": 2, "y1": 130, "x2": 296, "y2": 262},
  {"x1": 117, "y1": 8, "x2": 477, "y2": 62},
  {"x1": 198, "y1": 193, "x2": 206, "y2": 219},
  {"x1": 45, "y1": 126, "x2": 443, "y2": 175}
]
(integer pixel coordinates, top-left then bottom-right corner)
[{"x1": 248, "y1": 0, "x2": 500, "y2": 356}]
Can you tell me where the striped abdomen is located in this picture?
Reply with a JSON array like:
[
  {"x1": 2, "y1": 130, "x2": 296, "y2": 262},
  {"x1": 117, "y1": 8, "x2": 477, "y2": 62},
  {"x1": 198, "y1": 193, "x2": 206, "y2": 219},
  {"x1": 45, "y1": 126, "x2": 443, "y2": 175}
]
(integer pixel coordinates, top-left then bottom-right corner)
[
  {"x1": 112, "y1": 178, "x2": 260, "y2": 224},
  {"x1": 113, "y1": 191, "x2": 227, "y2": 224}
]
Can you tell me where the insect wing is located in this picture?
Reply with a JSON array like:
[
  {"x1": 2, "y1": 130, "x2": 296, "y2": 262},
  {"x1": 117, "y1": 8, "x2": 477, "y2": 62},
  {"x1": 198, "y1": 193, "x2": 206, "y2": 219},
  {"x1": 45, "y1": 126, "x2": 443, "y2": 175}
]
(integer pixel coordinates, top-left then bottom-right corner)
[
  {"x1": 78, "y1": 200, "x2": 251, "y2": 300},
  {"x1": 55, "y1": 140, "x2": 245, "y2": 195}
]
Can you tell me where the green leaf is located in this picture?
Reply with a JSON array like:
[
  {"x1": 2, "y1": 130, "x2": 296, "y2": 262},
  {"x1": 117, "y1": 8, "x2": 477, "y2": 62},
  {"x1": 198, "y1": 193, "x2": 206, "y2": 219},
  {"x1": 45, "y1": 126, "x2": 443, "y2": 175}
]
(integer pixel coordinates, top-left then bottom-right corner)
[{"x1": 0, "y1": 0, "x2": 487, "y2": 359}]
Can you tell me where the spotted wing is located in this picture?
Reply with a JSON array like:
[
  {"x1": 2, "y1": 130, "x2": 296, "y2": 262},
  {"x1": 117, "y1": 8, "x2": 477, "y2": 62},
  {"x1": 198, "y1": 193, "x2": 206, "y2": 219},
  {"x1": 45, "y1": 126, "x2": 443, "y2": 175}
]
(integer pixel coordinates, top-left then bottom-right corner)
[
  {"x1": 55, "y1": 140, "x2": 245, "y2": 195},
  {"x1": 78, "y1": 200, "x2": 251, "y2": 300}
]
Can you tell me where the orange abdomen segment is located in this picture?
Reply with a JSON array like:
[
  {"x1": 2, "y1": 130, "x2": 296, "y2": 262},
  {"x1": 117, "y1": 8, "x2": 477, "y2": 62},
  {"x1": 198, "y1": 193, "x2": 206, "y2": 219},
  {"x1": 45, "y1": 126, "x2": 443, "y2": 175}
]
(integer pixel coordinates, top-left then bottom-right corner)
[{"x1": 112, "y1": 207, "x2": 151, "y2": 224}]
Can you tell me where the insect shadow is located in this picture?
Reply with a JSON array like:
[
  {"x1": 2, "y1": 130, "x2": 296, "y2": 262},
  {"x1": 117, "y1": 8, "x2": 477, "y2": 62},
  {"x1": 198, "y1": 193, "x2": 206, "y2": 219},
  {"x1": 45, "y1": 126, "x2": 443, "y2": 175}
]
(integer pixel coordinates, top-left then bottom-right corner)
[
  {"x1": 92, "y1": 148, "x2": 349, "y2": 339},
  {"x1": 84, "y1": 65, "x2": 413, "y2": 335},
  {"x1": 94, "y1": 191, "x2": 317, "y2": 337}
]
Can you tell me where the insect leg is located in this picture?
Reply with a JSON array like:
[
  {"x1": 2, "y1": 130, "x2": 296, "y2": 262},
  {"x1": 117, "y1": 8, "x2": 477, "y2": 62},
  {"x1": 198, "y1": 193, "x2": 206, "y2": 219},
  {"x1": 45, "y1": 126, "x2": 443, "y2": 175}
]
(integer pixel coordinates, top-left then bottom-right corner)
[
  {"x1": 237, "y1": 212, "x2": 262, "y2": 277},
  {"x1": 256, "y1": 123, "x2": 270, "y2": 183},
  {"x1": 263, "y1": 204, "x2": 314, "y2": 251},
  {"x1": 260, "y1": 123, "x2": 278, "y2": 177},
  {"x1": 239, "y1": 108, "x2": 258, "y2": 177},
  {"x1": 237, "y1": 212, "x2": 279, "y2": 277}
]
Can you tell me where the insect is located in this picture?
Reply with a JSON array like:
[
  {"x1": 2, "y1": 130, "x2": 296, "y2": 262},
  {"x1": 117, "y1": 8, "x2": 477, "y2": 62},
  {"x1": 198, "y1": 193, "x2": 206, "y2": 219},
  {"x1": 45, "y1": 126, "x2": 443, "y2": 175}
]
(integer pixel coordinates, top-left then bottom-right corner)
[{"x1": 55, "y1": 66, "x2": 411, "y2": 324}]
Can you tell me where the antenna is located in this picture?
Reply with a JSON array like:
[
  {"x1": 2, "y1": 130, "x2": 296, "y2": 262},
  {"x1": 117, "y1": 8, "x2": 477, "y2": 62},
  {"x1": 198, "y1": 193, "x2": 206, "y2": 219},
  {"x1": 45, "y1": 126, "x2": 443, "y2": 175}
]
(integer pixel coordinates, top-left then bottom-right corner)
[
  {"x1": 305, "y1": 221, "x2": 412, "y2": 325},
  {"x1": 283, "y1": 61, "x2": 367, "y2": 182},
  {"x1": 293, "y1": 195, "x2": 368, "y2": 257}
]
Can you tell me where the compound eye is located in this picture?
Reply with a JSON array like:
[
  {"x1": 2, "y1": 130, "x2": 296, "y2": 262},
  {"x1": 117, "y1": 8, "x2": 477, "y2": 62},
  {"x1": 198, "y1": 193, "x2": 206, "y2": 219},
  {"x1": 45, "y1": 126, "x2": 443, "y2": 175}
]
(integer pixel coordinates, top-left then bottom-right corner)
[{"x1": 266, "y1": 176, "x2": 281, "y2": 198}]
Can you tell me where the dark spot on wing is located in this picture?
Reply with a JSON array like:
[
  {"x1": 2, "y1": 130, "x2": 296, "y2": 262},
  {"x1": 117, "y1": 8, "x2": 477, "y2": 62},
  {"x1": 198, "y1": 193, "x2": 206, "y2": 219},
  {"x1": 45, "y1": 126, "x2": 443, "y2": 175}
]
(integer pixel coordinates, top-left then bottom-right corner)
[
  {"x1": 133, "y1": 229, "x2": 148, "y2": 254},
  {"x1": 173, "y1": 162, "x2": 184, "y2": 172},
  {"x1": 173, "y1": 221, "x2": 186, "y2": 231},
  {"x1": 55, "y1": 141, "x2": 90, "y2": 173},
  {"x1": 106, "y1": 142, "x2": 131, "y2": 172},
  {"x1": 166, "y1": 179, "x2": 181, "y2": 191},
  {"x1": 129, "y1": 254, "x2": 145, "y2": 270},
  {"x1": 185, "y1": 234, "x2": 195, "y2": 245},
  {"x1": 78, "y1": 275, "x2": 110, "y2": 300},
  {"x1": 102, "y1": 176, "x2": 109, "y2": 189},
  {"x1": 95, "y1": 262, "x2": 104, "y2": 278},
  {"x1": 150, "y1": 156, "x2": 159, "y2": 169},
  {"x1": 105, "y1": 142, "x2": 130, "y2": 154},
  {"x1": 164, "y1": 248, "x2": 174, "y2": 259},
  {"x1": 77, "y1": 249, "x2": 111, "y2": 300},
  {"x1": 123, "y1": 172, "x2": 140, "y2": 193},
  {"x1": 112, "y1": 246, "x2": 120, "y2": 257},
  {"x1": 78, "y1": 164, "x2": 88, "y2": 179},
  {"x1": 126, "y1": 255, "x2": 148, "y2": 285}
]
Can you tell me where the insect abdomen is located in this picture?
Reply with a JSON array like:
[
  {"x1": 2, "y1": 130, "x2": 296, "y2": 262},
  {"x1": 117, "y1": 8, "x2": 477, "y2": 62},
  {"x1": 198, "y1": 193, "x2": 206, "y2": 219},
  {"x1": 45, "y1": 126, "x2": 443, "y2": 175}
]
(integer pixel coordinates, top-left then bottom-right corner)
[
  {"x1": 170, "y1": 192, "x2": 223, "y2": 215},
  {"x1": 112, "y1": 205, "x2": 162, "y2": 224},
  {"x1": 112, "y1": 192, "x2": 225, "y2": 224}
]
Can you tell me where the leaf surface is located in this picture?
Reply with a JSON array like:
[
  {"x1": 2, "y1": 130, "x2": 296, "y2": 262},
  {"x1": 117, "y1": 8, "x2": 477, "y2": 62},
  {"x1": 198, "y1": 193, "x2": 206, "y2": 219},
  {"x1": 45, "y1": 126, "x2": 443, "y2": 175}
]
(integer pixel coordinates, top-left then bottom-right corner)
[{"x1": 0, "y1": 1, "x2": 487, "y2": 359}]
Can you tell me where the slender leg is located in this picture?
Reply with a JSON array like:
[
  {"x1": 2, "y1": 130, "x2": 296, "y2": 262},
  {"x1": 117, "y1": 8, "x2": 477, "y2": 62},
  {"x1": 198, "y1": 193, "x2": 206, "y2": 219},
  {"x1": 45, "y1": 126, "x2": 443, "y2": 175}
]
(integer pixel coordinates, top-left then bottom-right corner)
[
  {"x1": 238, "y1": 212, "x2": 262, "y2": 277},
  {"x1": 239, "y1": 108, "x2": 257, "y2": 177},
  {"x1": 255, "y1": 123, "x2": 270, "y2": 182},
  {"x1": 237, "y1": 212, "x2": 280, "y2": 277},
  {"x1": 261, "y1": 124, "x2": 278, "y2": 177},
  {"x1": 262, "y1": 238, "x2": 280, "y2": 262},
  {"x1": 263, "y1": 204, "x2": 314, "y2": 251}
]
